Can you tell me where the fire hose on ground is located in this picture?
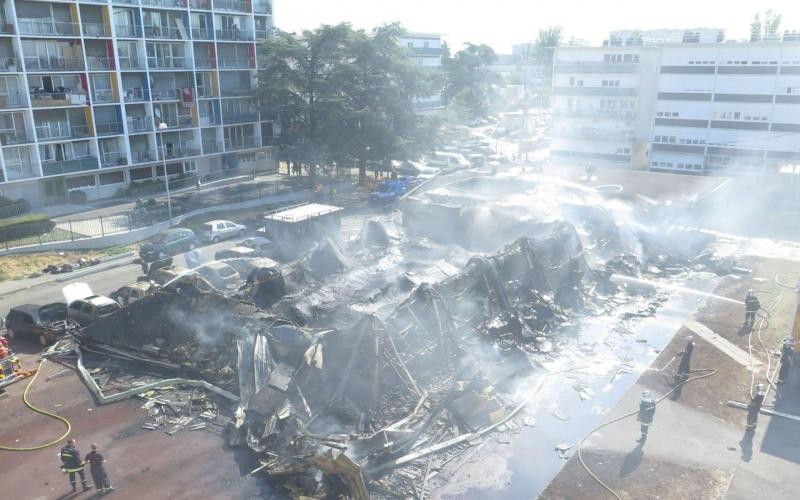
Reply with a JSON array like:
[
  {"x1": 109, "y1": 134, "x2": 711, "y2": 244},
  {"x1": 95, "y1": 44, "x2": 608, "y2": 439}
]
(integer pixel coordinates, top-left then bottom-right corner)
[{"x1": 0, "y1": 359, "x2": 73, "y2": 452}]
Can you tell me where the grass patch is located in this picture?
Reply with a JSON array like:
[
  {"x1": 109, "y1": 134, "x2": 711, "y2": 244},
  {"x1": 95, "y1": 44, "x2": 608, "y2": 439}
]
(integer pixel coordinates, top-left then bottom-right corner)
[
  {"x1": 0, "y1": 245, "x2": 133, "y2": 282},
  {"x1": 0, "y1": 213, "x2": 50, "y2": 229}
]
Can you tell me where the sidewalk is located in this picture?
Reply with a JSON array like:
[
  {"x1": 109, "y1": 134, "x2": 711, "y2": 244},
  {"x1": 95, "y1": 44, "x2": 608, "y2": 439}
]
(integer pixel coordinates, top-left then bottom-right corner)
[{"x1": 541, "y1": 255, "x2": 800, "y2": 500}]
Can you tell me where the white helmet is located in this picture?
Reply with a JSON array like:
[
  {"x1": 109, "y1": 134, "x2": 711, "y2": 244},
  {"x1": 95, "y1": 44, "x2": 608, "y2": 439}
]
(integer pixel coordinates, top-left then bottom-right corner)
[
  {"x1": 642, "y1": 390, "x2": 650, "y2": 399},
  {"x1": 686, "y1": 335, "x2": 693, "y2": 342},
  {"x1": 756, "y1": 384, "x2": 766, "y2": 396}
]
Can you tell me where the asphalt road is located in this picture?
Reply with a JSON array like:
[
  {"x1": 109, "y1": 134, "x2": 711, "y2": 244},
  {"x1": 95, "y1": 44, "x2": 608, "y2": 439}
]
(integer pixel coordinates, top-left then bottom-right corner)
[{"x1": 0, "y1": 239, "x2": 237, "y2": 316}]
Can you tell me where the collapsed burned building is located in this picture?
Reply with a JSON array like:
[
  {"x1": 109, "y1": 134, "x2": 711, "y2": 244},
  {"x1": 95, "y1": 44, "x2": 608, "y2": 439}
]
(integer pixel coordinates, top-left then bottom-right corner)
[{"x1": 70, "y1": 172, "x2": 725, "y2": 498}]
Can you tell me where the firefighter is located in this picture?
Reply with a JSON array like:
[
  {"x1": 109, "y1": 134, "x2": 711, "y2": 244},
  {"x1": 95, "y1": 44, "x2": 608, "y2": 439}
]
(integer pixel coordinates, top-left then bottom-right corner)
[
  {"x1": 677, "y1": 335, "x2": 695, "y2": 378},
  {"x1": 744, "y1": 290, "x2": 760, "y2": 327},
  {"x1": 85, "y1": 443, "x2": 114, "y2": 494},
  {"x1": 746, "y1": 384, "x2": 766, "y2": 429},
  {"x1": 636, "y1": 390, "x2": 656, "y2": 443},
  {"x1": 778, "y1": 337, "x2": 794, "y2": 383},
  {"x1": 59, "y1": 438, "x2": 91, "y2": 492}
]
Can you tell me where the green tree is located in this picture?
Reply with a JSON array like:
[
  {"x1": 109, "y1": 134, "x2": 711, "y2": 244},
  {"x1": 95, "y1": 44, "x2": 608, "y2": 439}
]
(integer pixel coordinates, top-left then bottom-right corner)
[
  {"x1": 751, "y1": 10, "x2": 782, "y2": 41},
  {"x1": 534, "y1": 26, "x2": 563, "y2": 84},
  {"x1": 443, "y1": 43, "x2": 498, "y2": 119}
]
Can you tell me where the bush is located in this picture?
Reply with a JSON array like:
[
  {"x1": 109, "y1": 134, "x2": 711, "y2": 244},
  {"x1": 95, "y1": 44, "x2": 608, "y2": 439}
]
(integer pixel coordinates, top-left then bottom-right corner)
[
  {"x1": 0, "y1": 196, "x2": 31, "y2": 219},
  {"x1": 0, "y1": 213, "x2": 56, "y2": 243},
  {"x1": 68, "y1": 190, "x2": 88, "y2": 205}
]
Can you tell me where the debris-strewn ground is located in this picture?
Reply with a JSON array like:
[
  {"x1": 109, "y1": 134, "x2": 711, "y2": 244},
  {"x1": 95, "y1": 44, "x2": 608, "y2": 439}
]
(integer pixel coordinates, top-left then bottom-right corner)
[{"x1": 0, "y1": 246, "x2": 132, "y2": 281}]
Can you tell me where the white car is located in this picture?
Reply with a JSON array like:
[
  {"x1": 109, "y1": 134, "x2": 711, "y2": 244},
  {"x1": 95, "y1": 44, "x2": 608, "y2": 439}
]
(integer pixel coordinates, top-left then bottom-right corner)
[{"x1": 201, "y1": 220, "x2": 246, "y2": 243}]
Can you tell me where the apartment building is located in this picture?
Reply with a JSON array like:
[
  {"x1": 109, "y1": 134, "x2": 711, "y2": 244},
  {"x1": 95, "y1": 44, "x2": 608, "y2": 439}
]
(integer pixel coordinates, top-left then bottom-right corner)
[
  {"x1": 0, "y1": 0, "x2": 275, "y2": 207},
  {"x1": 551, "y1": 30, "x2": 800, "y2": 175},
  {"x1": 399, "y1": 32, "x2": 444, "y2": 112}
]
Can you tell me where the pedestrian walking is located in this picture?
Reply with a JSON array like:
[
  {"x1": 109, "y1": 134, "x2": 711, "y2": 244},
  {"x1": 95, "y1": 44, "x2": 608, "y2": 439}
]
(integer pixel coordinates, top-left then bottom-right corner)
[
  {"x1": 636, "y1": 390, "x2": 656, "y2": 443},
  {"x1": 744, "y1": 290, "x2": 760, "y2": 327},
  {"x1": 746, "y1": 384, "x2": 766, "y2": 429},
  {"x1": 85, "y1": 443, "x2": 115, "y2": 494},
  {"x1": 59, "y1": 438, "x2": 91, "y2": 492},
  {"x1": 676, "y1": 335, "x2": 695, "y2": 378}
]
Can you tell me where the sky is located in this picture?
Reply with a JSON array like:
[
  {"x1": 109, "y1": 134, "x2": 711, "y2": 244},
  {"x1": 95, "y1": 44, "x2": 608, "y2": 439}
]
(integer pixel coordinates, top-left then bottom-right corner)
[{"x1": 276, "y1": 0, "x2": 800, "y2": 53}]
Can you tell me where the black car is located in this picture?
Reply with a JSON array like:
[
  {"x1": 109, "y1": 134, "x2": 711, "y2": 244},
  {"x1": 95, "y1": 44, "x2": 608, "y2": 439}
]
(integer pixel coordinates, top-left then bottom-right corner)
[
  {"x1": 139, "y1": 228, "x2": 198, "y2": 262},
  {"x1": 4, "y1": 303, "x2": 70, "y2": 346}
]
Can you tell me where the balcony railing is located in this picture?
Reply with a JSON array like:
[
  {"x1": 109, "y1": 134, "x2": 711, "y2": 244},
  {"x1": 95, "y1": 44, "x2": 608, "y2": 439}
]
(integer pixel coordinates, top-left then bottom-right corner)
[
  {"x1": 130, "y1": 149, "x2": 156, "y2": 164},
  {"x1": 216, "y1": 29, "x2": 254, "y2": 41},
  {"x1": 0, "y1": 57, "x2": 19, "y2": 71},
  {"x1": 0, "y1": 23, "x2": 14, "y2": 35},
  {"x1": 127, "y1": 117, "x2": 154, "y2": 133},
  {"x1": 144, "y1": 25, "x2": 183, "y2": 40},
  {"x1": 223, "y1": 113, "x2": 258, "y2": 124},
  {"x1": 87, "y1": 56, "x2": 116, "y2": 70},
  {"x1": 159, "y1": 115, "x2": 195, "y2": 129},
  {"x1": 101, "y1": 151, "x2": 126, "y2": 167},
  {"x1": 114, "y1": 0, "x2": 141, "y2": 4},
  {"x1": 552, "y1": 128, "x2": 635, "y2": 142},
  {"x1": 4, "y1": 163, "x2": 38, "y2": 181},
  {"x1": 0, "y1": 93, "x2": 28, "y2": 109},
  {"x1": 36, "y1": 123, "x2": 91, "y2": 140},
  {"x1": 196, "y1": 86, "x2": 217, "y2": 98},
  {"x1": 30, "y1": 90, "x2": 88, "y2": 107},
  {"x1": 253, "y1": 0, "x2": 272, "y2": 15},
  {"x1": 190, "y1": 0, "x2": 212, "y2": 8},
  {"x1": 195, "y1": 57, "x2": 216, "y2": 69},
  {"x1": 83, "y1": 23, "x2": 112, "y2": 37},
  {"x1": 218, "y1": 57, "x2": 255, "y2": 69},
  {"x1": 141, "y1": 0, "x2": 185, "y2": 7},
  {"x1": 42, "y1": 157, "x2": 100, "y2": 177},
  {"x1": 203, "y1": 141, "x2": 222, "y2": 153},
  {"x1": 115, "y1": 24, "x2": 143, "y2": 38},
  {"x1": 191, "y1": 27, "x2": 214, "y2": 40},
  {"x1": 18, "y1": 19, "x2": 80, "y2": 36},
  {"x1": 160, "y1": 143, "x2": 201, "y2": 160},
  {"x1": 225, "y1": 137, "x2": 258, "y2": 150},
  {"x1": 93, "y1": 89, "x2": 117, "y2": 103},
  {"x1": 147, "y1": 57, "x2": 193, "y2": 69},
  {"x1": 199, "y1": 115, "x2": 221, "y2": 126},
  {"x1": 151, "y1": 88, "x2": 179, "y2": 100},
  {"x1": 124, "y1": 88, "x2": 149, "y2": 102},
  {"x1": 221, "y1": 88, "x2": 253, "y2": 97},
  {"x1": 215, "y1": 0, "x2": 250, "y2": 12},
  {"x1": 96, "y1": 121, "x2": 124, "y2": 136},
  {"x1": 255, "y1": 29, "x2": 272, "y2": 39},
  {"x1": 24, "y1": 57, "x2": 85, "y2": 72},
  {"x1": 118, "y1": 57, "x2": 145, "y2": 70},
  {"x1": 552, "y1": 108, "x2": 636, "y2": 120},
  {"x1": 0, "y1": 129, "x2": 33, "y2": 145}
]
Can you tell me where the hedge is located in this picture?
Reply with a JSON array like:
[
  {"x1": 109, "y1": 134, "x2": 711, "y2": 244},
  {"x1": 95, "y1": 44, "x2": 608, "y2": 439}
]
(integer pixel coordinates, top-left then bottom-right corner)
[{"x1": 0, "y1": 213, "x2": 56, "y2": 243}]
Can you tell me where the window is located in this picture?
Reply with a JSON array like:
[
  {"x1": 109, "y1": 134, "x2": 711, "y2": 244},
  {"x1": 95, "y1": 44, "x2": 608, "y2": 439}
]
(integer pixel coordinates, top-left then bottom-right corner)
[
  {"x1": 569, "y1": 76, "x2": 575, "y2": 86},
  {"x1": 184, "y1": 161, "x2": 197, "y2": 173},
  {"x1": 99, "y1": 171, "x2": 125, "y2": 185}
]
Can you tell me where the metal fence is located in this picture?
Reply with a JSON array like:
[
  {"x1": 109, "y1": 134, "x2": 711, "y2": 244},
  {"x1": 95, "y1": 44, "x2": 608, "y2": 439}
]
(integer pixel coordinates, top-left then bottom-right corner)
[{"x1": 0, "y1": 177, "x2": 301, "y2": 251}]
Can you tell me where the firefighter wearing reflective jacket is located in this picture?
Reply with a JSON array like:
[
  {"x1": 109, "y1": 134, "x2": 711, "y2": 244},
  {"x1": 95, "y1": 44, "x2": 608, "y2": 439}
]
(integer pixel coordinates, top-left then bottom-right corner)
[
  {"x1": 59, "y1": 439, "x2": 91, "y2": 492},
  {"x1": 637, "y1": 390, "x2": 656, "y2": 444}
]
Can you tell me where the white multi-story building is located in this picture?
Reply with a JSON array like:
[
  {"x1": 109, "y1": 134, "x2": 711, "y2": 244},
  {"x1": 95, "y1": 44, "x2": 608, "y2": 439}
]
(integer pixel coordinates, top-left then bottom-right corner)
[
  {"x1": 0, "y1": 0, "x2": 275, "y2": 207},
  {"x1": 551, "y1": 30, "x2": 800, "y2": 175},
  {"x1": 399, "y1": 32, "x2": 444, "y2": 111}
]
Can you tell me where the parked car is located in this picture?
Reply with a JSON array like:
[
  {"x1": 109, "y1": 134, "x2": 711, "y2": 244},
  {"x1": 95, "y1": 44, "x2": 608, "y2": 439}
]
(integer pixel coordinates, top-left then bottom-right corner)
[
  {"x1": 139, "y1": 228, "x2": 198, "y2": 262},
  {"x1": 4, "y1": 303, "x2": 71, "y2": 346},
  {"x1": 195, "y1": 262, "x2": 241, "y2": 290},
  {"x1": 216, "y1": 237, "x2": 280, "y2": 260},
  {"x1": 201, "y1": 220, "x2": 246, "y2": 243},
  {"x1": 63, "y1": 283, "x2": 121, "y2": 326}
]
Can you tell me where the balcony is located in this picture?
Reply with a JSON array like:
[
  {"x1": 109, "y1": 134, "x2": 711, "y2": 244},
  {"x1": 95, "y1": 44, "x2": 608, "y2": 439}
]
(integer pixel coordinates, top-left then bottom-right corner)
[
  {"x1": 255, "y1": 29, "x2": 272, "y2": 39},
  {"x1": 83, "y1": 23, "x2": 112, "y2": 37},
  {"x1": 0, "y1": 129, "x2": 34, "y2": 145},
  {"x1": 190, "y1": 0, "x2": 212, "y2": 8},
  {"x1": 218, "y1": 57, "x2": 255, "y2": 69},
  {"x1": 553, "y1": 108, "x2": 636, "y2": 120},
  {"x1": 96, "y1": 121, "x2": 124, "y2": 136},
  {"x1": 18, "y1": 19, "x2": 80, "y2": 36},
  {"x1": 192, "y1": 27, "x2": 214, "y2": 40},
  {"x1": 42, "y1": 157, "x2": 100, "y2": 177},
  {"x1": 0, "y1": 93, "x2": 28, "y2": 109},
  {"x1": 4, "y1": 163, "x2": 38, "y2": 181},
  {"x1": 93, "y1": 89, "x2": 117, "y2": 103},
  {"x1": 553, "y1": 86, "x2": 638, "y2": 97},
  {"x1": 87, "y1": 56, "x2": 116, "y2": 70},
  {"x1": 127, "y1": 117, "x2": 154, "y2": 133},
  {"x1": 101, "y1": 151, "x2": 127, "y2": 167},
  {"x1": 30, "y1": 90, "x2": 88, "y2": 107},
  {"x1": 36, "y1": 123, "x2": 91, "y2": 141},
  {"x1": 159, "y1": 143, "x2": 201, "y2": 160},
  {"x1": 158, "y1": 115, "x2": 195, "y2": 129},
  {"x1": 552, "y1": 128, "x2": 635, "y2": 142},
  {"x1": 221, "y1": 88, "x2": 253, "y2": 97},
  {"x1": 115, "y1": 24, "x2": 143, "y2": 38},
  {"x1": 203, "y1": 141, "x2": 222, "y2": 153},
  {"x1": 124, "y1": 88, "x2": 150, "y2": 102},
  {"x1": 0, "y1": 57, "x2": 19, "y2": 72},
  {"x1": 0, "y1": 23, "x2": 14, "y2": 35},
  {"x1": 554, "y1": 63, "x2": 638, "y2": 74},
  {"x1": 144, "y1": 25, "x2": 183, "y2": 40},
  {"x1": 253, "y1": 0, "x2": 272, "y2": 15},
  {"x1": 223, "y1": 113, "x2": 258, "y2": 124},
  {"x1": 199, "y1": 114, "x2": 221, "y2": 126},
  {"x1": 195, "y1": 57, "x2": 216, "y2": 69},
  {"x1": 216, "y1": 29, "x2": 254, "y2": 41},
  {"x1": 225, "y1": 137, "x2": 258, "y2": 150},
  {"x1": 141, "y1": 0, "x2": 185, "y2": 7},
  {"x1": 118, "y1": 57, "x2": 145, "y2": 70},
  {"x1": 215, "y1": 0, "x2": 250, "y2": 12},
  {"x1": 147, "y1": 57, "x2": 193, "y2": 70},
  {"x1": 24, "y1": 57, "x2": 85, "y2": 72},
  {"x1": 131, "y1": 149, "x2": 157, "y2": 164},
  {"x1": 151, "y1": 88, "x2": 179, "y2": 100}
]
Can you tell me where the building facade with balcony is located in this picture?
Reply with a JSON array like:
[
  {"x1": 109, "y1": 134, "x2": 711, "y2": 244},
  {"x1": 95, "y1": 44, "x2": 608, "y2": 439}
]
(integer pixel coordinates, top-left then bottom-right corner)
[
  {"x1": 551, "y1": 31, "x2": 800, "y2": 175},
  {"x1": 399, "y1": 32, "x2": 445, "y2": 112},
  {"x1": 0, "y1": 0, "x2": 275, "y2": 206}
]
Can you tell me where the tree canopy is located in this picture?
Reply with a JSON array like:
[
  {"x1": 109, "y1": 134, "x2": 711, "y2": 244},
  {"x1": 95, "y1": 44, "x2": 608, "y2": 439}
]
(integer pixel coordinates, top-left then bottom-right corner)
[{"x1": 443, "y1": 43, "x2": 499, "y2": 119}]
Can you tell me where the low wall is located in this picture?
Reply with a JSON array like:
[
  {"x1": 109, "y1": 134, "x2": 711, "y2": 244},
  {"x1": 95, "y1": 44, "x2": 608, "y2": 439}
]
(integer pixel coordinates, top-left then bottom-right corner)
[{"x1": 0, "y1": 190, "x2": 311, "y2": 255}]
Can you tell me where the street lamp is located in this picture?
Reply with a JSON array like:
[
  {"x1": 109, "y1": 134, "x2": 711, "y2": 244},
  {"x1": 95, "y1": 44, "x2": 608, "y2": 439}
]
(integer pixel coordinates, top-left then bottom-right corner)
[{"x1": 157, "y1": 122, "x2": 173, "y2": 225}]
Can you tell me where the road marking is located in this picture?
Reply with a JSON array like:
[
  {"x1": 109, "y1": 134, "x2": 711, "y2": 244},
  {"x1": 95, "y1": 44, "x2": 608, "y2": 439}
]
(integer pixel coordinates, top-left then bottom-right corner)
[{"x1": 684, "y1": 319, "x2": 763, "y2": 369}]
